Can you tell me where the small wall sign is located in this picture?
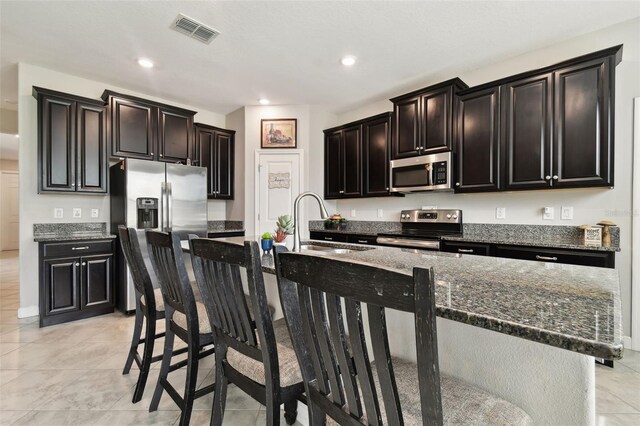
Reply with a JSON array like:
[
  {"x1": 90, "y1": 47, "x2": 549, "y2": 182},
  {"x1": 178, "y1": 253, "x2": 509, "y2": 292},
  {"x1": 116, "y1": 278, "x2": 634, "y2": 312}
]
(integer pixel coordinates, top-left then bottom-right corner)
[
  {"x1": 583, "y1": 226, "x2": 602, "y2": 246},
  {"x1": 268, "y1": 172, "x2": 291, "y2": 189}
]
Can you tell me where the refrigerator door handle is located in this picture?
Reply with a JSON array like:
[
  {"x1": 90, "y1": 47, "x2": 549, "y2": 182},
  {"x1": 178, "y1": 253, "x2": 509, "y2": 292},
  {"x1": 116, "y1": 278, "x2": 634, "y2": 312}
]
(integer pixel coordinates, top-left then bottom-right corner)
[
  {"x1": 167, "y1": 182, "x2": 172, "y2": 232},
  {"x1": 160, "y1": 182, "x2": 166, "y2": 232}
]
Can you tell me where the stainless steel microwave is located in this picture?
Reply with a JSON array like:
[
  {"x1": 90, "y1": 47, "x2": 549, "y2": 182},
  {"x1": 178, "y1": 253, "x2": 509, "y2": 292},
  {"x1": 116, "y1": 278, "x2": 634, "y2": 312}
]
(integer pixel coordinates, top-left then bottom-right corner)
[{"x1": 389, "y1": 152, "x2": 453, "y2": 193}]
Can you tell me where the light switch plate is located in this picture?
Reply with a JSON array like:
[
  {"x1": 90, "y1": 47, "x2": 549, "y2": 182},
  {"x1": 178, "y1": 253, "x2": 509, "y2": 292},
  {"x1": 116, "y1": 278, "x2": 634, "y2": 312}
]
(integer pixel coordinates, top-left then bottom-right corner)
[
  {"x1": 543, "y1": 207, "x2": 554, "y2": 220},
  {"x1": 496, "y1": 207, "x2": 506, "y2": 219},
  {"x1": 91, "y1": 208, "x2": 99, "y2": 218},
  {"x1": 72, "y1": 208, "x2": 82, "y2": 218},
  {"x1": 54, "y1": 208, "x2": 63, "y2": 219},
  {"x1": 561, "y1": 206, "x2": 573, "y2": 220},
  {"x1": 350, "y1": 209, "x2": 356, "y2": 218}
]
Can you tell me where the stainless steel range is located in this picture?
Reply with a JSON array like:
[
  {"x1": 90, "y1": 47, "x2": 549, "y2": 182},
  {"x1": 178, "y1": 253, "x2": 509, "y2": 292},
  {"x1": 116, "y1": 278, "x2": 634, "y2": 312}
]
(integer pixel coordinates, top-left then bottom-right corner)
[{"x1": 376, "y1": 209, "x2": 462, "y2": 250}]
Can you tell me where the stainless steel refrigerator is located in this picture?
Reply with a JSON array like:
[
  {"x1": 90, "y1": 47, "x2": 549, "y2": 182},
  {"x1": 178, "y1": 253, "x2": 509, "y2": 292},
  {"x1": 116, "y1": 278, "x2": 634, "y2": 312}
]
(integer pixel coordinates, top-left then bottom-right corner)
[{"x1": 110, "y1": 158, "x2": 208, "y2": 313}]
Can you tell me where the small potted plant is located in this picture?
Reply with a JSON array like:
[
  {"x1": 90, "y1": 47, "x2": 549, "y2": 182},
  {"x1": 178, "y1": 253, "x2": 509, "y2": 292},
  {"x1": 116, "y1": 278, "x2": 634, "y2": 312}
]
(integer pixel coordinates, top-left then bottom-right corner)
[
  {"x1": 273, "y1": 214, "x2": 294, "y2": 245},
  {"x1": 324, "y1": 214, "x2": 347, "y2": 231},
  {"x1": 260, "y1": 232, "x2": 274, "y2": 255}
]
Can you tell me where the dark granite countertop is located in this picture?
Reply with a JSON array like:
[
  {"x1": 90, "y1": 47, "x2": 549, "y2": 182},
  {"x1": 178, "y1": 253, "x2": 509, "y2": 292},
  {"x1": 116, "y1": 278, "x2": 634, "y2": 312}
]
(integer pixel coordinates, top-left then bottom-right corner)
[
  {"x1": 208, "y1": 220, "x2": 244, "y2": 233},
  {"x1": 33, "y1": 222, "x2": 116, "y2": 242},
  {"x1": 183, "y1": 236, "x2": 623, "y2": 360},
  {"x1": 310, "y1": 229, "x2": 378, "y2": 236},
  {"x1": 208, "y1": 229, "x2": 246, "y2": 235}
]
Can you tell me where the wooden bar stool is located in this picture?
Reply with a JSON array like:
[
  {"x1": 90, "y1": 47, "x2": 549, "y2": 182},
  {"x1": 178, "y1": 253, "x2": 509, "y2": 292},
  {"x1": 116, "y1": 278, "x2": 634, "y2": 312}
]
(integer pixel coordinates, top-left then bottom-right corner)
[
  {"x1": 119, "y1": 226, "x2": 188, "y2": 403},
  {"x1": 274, "y1": 246, "x2": 533, "y2": 426},
  {"x1": 146, "y1": 230, "x2": 216, "y2": 426},
  {"x1": 189, "y1": 237, "x2": 304, "y2": 425}
]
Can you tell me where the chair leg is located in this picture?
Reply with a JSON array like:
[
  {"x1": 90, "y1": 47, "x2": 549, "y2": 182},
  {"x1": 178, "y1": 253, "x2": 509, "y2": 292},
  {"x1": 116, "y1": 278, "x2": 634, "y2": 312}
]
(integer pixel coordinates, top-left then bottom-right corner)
[
  {"x1": 132, "y1": 315, "x2": 156, "y2": 403},
  {"x1": 284, "y1": 400, "x2": 298, "y2": 425},
  {"x1": 211, "y1": 345, "x2": 228, "y2": 426},
  {"x1": 149, "y1": 320, "x2": 174, "y2": 412},
  {"x1": 123, "y1": 306, "x2": 144, "y2": 375},
  {"x1": 265, "y1": 397, "x2": 281, "y2": 426},
  {"x1": 177, "y1": 336, "x2": 200, "y2": 426}
]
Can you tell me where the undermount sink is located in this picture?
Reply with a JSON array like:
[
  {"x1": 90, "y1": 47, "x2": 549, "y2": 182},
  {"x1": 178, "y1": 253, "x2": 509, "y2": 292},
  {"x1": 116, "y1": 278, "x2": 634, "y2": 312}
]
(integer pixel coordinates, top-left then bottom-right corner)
[{"x1": 299, "y1": 244, "x2": 374, "y2": 255}]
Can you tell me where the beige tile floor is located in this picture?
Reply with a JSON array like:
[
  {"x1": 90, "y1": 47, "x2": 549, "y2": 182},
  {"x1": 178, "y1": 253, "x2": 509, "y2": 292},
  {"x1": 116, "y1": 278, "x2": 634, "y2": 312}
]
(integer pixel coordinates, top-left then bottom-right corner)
[{"x1": 1, "y1": 249, "x2": 639, "y2": 425}]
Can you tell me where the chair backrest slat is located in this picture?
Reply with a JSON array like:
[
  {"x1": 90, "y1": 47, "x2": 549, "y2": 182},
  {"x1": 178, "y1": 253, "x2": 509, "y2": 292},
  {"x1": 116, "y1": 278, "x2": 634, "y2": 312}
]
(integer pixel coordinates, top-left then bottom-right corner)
[
  {"x1": 274, "y1": 248, "x2": 443, "y2": 426},
  {"x1": 118, "y1": 226, "x2": 155, "y2": 309}
]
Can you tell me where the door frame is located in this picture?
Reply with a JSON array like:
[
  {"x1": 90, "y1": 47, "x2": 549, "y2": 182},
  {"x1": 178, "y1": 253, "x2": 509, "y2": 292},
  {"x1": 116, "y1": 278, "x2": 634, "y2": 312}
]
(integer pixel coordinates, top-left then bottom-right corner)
[
  {"x1": 254, "y1": 149, "x2": 304, "y2": 237},
  {"x1": 632, "y1": 97, "x2": 640, "y2": 350},
  {"x1": 0, "y1": 170, "x2": 19, "y2": 251}
]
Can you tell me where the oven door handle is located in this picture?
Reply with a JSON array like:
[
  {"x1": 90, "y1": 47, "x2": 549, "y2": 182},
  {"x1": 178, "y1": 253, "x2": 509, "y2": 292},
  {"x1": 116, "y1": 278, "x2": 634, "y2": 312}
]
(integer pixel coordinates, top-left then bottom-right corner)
[{"x1": 376, "y1": 237, "x2": 440, "y2": 250}]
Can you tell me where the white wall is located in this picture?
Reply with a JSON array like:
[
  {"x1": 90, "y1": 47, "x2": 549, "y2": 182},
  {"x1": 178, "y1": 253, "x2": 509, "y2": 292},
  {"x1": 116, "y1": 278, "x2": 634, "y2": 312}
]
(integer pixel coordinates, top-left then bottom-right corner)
[
  {"x1": 18, "y1": 63, "x2": 226, "y2": 315},
  {"x1": 0, "y1": 159, "x2": 18, "y2": 171},
  {"x1": 334, "y1": 18, "x2": 640, "y2": 335}
]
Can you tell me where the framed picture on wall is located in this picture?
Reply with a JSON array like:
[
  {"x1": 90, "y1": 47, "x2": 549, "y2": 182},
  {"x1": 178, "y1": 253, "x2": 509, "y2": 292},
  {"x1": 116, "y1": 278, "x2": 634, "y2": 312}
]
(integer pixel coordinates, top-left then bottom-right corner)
[{"x1": 261, "y1": 118, "x2": 297, "y2": 149}]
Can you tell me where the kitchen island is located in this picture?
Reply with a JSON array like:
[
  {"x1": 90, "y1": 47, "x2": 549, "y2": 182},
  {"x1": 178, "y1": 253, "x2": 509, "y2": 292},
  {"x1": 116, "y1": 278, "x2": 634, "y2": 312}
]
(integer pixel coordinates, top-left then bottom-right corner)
[{"x1": 184, "y1": 236, "x2": 623, "y2": 425}]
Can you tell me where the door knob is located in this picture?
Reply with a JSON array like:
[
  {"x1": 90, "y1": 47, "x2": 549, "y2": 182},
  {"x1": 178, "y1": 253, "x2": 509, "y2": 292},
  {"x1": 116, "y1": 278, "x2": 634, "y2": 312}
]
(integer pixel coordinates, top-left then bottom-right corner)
[
  {"x1": 75, "y1": 262, "x2": 80, "y2": 266},
  {"x1": 545, "y1": 176, "x2": 551, "y2": 180},
  {"x1": 552, "y1": 175, "x2": 558, "y2": 180},
  {"x1": 455, "y1": 182, "x2": 460, "y2": 187},
  {"x1": 82, "y1": 262, "x2": 86, "y2": 266}
]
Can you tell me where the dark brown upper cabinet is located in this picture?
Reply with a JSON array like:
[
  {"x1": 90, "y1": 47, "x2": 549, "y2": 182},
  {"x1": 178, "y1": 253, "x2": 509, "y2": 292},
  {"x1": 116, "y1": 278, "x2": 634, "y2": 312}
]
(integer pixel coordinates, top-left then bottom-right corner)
[
  {"x1": 102, "y1": 90, "x2": 196, "y2": 164},
  {"x1": 455, "y1": 86, "x2": 501, "y2": 192},
  {"x1": 194, "y1": 123, "x2": 235, "y2": 200},
  {"x1": 390, "y1": 78, "x2": 468, "y2": 159},
  {"x1": 502, "y1": 73, "x2": 553, "y2": 190},
  {"x1": 554, "y1": 56, "x2": 614, "y2": 188},
  {"x1": 33, "y1": 87, "x2": 107, "y2": 194},
  {"x1": 363, "y1": 113, "x2": 392, "y2": 196},
  {"x1": 324, "y1": 113, "x2": 392, "y2": 199}
]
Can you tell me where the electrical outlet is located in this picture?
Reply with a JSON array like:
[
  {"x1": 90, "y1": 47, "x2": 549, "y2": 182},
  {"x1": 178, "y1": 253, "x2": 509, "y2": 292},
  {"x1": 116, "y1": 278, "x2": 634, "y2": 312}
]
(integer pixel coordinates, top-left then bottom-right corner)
[
  {"x1": 496, "y1": 207, "x2": 506, "y2": 220},
  {"x1": 91, "y1": 208, "x2": 99, "y2": 218},
  {"x1": 53, "y1": 208, "x2": 63, "y2": 219},
  {"x1": 561, "y1": 206, "x2": 573, "y2": 220},
  {"x1": 543, "y1": 207, "x2": 554, "y2": 220},
  {"x1": 350, "y1": 209, "x2": 356, "y2": 218},
  {"x1": 72, "y1": 208, "x2": 82, "y2": 218},
  {"x1": 377, "y1": 208, "x2": 383, "y2": 218}
]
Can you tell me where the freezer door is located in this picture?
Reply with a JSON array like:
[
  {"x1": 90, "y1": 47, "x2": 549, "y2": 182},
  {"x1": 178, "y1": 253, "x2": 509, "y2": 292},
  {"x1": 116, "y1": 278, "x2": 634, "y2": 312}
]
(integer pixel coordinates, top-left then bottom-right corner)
[{"x1": 166, "y1": 163, "x2": 208, "y2": 239}]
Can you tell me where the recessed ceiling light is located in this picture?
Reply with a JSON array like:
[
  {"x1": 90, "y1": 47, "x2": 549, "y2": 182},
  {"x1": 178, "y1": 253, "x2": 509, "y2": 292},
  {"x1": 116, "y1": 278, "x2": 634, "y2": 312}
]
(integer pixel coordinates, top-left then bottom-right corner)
[
  {"x1": 258, "y1": 98, "x2": 270, "y2": 105},
  {"x1": 15, "y1": 134, "x2": 19, "y2": 138},
  {"x1": 341, "y1": 55, "x2": 357, "y2": 66},
  {"x1": 137, "y1": 58, "x2": 154, "y2": 68}
]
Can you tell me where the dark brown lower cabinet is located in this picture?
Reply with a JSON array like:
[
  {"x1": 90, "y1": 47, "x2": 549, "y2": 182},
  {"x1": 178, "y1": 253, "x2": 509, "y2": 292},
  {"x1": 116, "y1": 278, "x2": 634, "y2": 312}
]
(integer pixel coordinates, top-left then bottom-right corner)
[
  {"x1": 494, "y1": 245, "x2": 615, "y2": 268},
  {"x1": 39, "y1": 240, "x2": 115, "y2": 327},
  {"x1": 441, "y1": 241, "x2": 492, "y2": 256}
]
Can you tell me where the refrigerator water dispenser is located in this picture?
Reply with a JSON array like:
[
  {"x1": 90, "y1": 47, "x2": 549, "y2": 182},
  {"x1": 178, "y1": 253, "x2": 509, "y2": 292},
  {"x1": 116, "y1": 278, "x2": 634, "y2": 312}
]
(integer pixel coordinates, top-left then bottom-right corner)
[{"x1": 136, "y1": 197, "x2": 158, "y2": 229}]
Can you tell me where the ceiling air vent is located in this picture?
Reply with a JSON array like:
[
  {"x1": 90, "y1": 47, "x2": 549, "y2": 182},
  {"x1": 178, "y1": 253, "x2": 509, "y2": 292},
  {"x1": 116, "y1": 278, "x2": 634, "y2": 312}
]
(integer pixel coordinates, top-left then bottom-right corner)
[{"x1": 171, "y1": 13, "x2": 220, "y2": 44}]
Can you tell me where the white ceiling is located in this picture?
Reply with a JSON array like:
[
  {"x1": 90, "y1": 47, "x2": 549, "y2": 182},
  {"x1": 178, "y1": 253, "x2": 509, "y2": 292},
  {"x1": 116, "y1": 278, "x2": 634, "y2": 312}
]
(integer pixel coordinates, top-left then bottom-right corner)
[
  {"x1": 0, "y1": 133, "x2": 19, "y2": 161},
  {"x1": 1, "y1": 1, "x2": 639, "y2": 115}
]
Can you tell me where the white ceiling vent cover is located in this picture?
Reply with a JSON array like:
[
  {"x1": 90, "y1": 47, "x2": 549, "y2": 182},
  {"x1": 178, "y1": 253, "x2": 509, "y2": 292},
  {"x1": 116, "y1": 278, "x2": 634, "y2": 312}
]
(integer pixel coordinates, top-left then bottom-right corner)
[{"x1": 171, "y1": 14, "x2": 220, "y2": 44}]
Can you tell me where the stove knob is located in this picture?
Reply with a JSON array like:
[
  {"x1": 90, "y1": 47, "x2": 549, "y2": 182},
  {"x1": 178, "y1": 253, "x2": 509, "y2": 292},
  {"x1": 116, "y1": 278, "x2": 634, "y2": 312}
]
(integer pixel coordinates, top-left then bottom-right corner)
[
  {"x1": 446, "y1": 214, "x2": 452, "y2": 219},
  {"x1": 452, "y1": 214, "x2": 458, "y2": 220}
]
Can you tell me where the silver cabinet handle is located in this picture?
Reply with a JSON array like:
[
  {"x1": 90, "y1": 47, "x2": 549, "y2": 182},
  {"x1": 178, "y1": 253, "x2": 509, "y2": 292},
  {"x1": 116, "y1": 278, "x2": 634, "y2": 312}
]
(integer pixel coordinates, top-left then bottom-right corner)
[
  {"x1": 82, "y1": 262, "x2": 86, "y2": 266},
  {"x1": 166, "y1": 182, "x2": 173, "y2": 231},
  {"x1": 324, "y1": 237, "x2": 333, "y2": 241},
  {"x1": 545, "y1": 176, "x2": 551, "y2": 180},
  {"x1": 458, "y1": 248, "x2": 474, "y2": 253},
  {"x1": 339, "y1": 190, "x2": 344, "y2": 194},
  {"x1": 150, "y1": 152, "x2": 154, "y2": 155},
  {"x1": 72, "y1": 246, "x2": 89, "y2": 250},
  {"x1": 357, "y1": 240, "x2": 368, "y2": 244},
  {"x1": 75, "y1": 262, "x2": 80, "y2": 266},
  {"x1": 455, "y1": 182, "x2": 460, "y2": 187},
  {"x1": 71, "y1": 183, "x2": 75, "y2": 187},
  {"x1": 552, "y1": 175, "x2": 558, "y2": 180},
  {"x1": 160, "y1": 154, "x2": 164, "y2": 157},
  {"x1": 536, "y1": 255, "x2": 558, "y2": 261}
]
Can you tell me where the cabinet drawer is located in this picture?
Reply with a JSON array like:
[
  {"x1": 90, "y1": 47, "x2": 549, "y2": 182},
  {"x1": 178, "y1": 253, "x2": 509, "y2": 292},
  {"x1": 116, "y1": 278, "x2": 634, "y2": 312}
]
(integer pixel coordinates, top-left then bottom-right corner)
[
  {"x1": 346, "y1": 235, "x2": 378, "y2": 245},
  {"x1": 309, "y1": 231, "x2": 348, "y2": 243},
  {"x1": 494, "y1": 245, "x2": 614, "y2": 268},
  {"x1": 43, "y1": 240, "x2": 113, "y2": 258},
  {"x1": 441, "y1": 241, "x2": 492, "y2": 256}
]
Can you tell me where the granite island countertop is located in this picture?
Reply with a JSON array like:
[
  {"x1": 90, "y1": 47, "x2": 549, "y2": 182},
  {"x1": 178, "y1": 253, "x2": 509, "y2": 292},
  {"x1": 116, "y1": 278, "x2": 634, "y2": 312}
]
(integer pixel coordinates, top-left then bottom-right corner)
[
  {"x1": 185, "y1": 235, "x2": 623, "y2": 360},
  {"x1": 33, "y1": 222, "x2": 116, "y2": 242}
]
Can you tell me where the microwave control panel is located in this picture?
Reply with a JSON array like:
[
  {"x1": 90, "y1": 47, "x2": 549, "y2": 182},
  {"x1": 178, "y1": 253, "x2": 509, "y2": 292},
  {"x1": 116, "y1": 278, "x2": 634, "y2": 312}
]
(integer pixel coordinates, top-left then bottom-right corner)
[{"x1": 433, "y1": 161, "x2": 448, "y2": 185}]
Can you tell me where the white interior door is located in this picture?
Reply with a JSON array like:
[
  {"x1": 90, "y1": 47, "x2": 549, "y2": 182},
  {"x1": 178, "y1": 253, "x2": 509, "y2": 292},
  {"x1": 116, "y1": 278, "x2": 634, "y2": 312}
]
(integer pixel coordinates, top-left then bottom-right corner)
[
  {"x1": 256, "y1": 151, "x2": 303, "y2": 242},
  {"x1": 0, "y1": 171, "x2": 19, "y2": 251}
]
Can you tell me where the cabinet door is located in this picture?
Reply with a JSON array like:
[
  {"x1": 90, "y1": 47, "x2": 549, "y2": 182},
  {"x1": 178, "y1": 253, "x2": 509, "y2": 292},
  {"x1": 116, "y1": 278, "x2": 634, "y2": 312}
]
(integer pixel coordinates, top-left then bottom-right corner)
[
  {"x1": 554, "y1": 57, "x2": 613, "y2": 187},
  {"x1": 456, "y1": 87, "x2": 501, "y2": 192},
  {"x1": 494, "y1": 245, "x2": 614, "y2": 268},
  {"x1": 421, "y1": 86, "x2": 453, "y2": 154},
  {"x1": 43, "y1": 258, "x2": 80, "y2": 315},
  {"x1": 110, "y1": 97, "x2": 155, "y2": 160},
  {"x1": 392, "y1": 96, "x2": 420, "y2": 159},
  {"x1": 502, "y1": 74, "x2": 552, "y2": 190},
  {"x1": 342, "y1": 125, "x2": 362, "y2": 197},
  {"x1": 363, "y1": 115, "x2": 390, "y2": 196},
  {"x1": 39, "y1": 96, "x2": 76, "y2": 192},
  {"x1": 195, "y1": 126, "x2": 216, "y2": 197},
  {"x1": 76, "y1": 102, "x2": 107, "y2": 193},
  {"x1": 214, "y1": 131, "x2": 234, "y2": 199},
  {"x1": 324, "y1": 130, "x2": 343, "y2": 198},
  {"x1": 158, "y1": 107, "x2": 194, "y2": 164},
  {"x1": 81, "y1": 254, "x2": 113, "y2": 309},
  {"x1": 441, "y1": 241, "x2": 492, "y2": 256}
]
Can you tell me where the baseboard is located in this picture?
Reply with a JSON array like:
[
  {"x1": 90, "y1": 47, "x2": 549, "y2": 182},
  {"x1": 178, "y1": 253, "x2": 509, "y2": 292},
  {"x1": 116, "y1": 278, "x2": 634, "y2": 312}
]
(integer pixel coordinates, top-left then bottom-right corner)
[{"x1": 17, "y1": 305, "x2": 38, "y2": 319}]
